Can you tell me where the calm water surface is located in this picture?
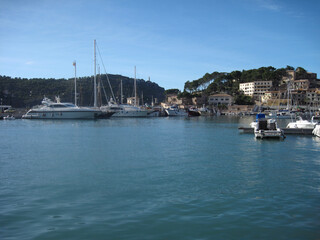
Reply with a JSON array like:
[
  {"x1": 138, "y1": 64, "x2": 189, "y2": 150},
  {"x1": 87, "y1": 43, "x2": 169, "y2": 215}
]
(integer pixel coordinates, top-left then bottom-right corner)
[{"x1": 1, "y1": 116, "x2": 320, "y2": 240}]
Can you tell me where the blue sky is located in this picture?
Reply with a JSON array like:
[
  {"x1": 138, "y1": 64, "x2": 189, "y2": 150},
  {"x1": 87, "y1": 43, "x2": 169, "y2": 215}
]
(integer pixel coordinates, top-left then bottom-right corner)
[{"x1": 0, "y1": 0, "x2": 319, "y2": 90}]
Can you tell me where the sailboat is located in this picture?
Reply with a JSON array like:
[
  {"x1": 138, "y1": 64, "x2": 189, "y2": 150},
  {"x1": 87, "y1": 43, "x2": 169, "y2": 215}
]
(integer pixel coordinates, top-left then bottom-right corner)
[{"x1": 101, "y1": 66, "x2": 148, "y2": 117}]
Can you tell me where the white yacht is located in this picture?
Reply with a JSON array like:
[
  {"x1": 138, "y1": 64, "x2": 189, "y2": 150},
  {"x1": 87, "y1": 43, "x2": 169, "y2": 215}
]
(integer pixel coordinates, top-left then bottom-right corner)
[
  {"x1": 253, "y1": 114, "x2": 285, "y2": 139},
  {"x1": 22, "y1": 97, "x2": 102, "y2": 119},
  {"x1": 287, "y1": 116, "x2": 318, "y2": 129},
  {"x1": 165, "y1": 105, "x2": 188, "y2": 116},
  {"x1": 100, "y1": 65, "x2": 148, "y2": 117},
  {"x1": 313, "y1": 124, "x2": 320, "y2": 137}
]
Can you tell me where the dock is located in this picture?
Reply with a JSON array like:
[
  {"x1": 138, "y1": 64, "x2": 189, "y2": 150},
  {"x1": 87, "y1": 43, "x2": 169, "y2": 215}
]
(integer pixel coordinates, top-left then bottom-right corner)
[{"x1": 238, "y1": 127, "x2": 314, "y2": 135}]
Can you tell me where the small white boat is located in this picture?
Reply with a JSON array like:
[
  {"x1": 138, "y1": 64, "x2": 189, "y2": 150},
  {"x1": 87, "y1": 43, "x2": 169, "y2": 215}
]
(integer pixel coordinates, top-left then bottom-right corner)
[
  {"x1": 287, "y1": 116, "x2": 318, "y2": 129},
  {"x1": 165, "y1": 105, "x2": 188, "y2": 116},
  {"x1": 253, "y1": 114, "x2": 285, "y2": 139},
  {"x1": 3, "y1": 115, "x2": 15, "y2": 120},
  {"x1": 313, "y1": 124, "x2": 320, "y2": 137}
]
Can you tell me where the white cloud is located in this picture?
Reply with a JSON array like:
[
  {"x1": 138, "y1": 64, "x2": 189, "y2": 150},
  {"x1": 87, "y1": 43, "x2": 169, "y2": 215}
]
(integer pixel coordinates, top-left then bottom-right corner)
[{"x1": 256, "y1": 0, "x2": 281, "y2": 12}]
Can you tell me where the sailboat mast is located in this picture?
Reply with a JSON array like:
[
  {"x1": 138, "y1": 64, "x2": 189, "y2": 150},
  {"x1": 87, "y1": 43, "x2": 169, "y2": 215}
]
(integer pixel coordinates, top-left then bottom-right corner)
[
  {"x1": 134, "y1": 66, "x2": 137, "y2": 106},
  {"x1": 121, "y1": 80, "x2": 123, "y2": 104},
  {"x1": 94, "y1": 39, "x2": 97, "y2": 108},
  {"x1": 73, "y1": 61, "x2": 77, "y2": 106}
]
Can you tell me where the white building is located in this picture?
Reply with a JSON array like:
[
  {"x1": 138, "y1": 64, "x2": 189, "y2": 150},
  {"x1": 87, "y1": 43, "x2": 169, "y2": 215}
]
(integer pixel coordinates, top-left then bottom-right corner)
[{"x1": 239, "y1": 81, "x2": 272, "y2": 99}]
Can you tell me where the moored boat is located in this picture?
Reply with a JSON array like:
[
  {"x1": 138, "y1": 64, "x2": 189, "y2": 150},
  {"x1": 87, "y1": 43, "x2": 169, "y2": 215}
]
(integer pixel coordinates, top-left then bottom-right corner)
[
  {"x1": 253, "y1": 114, "x2": 285, "y2": 139},
  {"x1": 165, "y1": 105, "x2": 188, "y2": 117},
  {"x1": 101, "y1": 101, "x2": 148, "y2": 117},
  {"x1": 287, "y1": 116, "x2": 318, "y2": 129},
  {"x1": 22, "y1": 97, "x2": 102, "y2": 119}
]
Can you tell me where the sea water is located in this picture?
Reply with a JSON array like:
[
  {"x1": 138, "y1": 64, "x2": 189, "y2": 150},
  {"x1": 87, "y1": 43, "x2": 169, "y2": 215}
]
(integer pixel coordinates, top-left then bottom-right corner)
[{"x1": 1, "y1": 116, "x2": 320, "y2": 240}]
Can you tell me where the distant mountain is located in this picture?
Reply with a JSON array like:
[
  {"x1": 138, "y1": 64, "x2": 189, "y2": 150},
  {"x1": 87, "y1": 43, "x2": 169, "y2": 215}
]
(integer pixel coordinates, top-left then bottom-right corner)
[{"x1": 0, "y1": 74, "x2": 165, "y2": 108}]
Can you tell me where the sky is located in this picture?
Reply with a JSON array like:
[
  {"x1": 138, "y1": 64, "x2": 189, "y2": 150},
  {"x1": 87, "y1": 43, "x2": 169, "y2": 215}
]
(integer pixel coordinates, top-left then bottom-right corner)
[{"x1": 0, "y1": 0, "x2": 319, "y2": 90}]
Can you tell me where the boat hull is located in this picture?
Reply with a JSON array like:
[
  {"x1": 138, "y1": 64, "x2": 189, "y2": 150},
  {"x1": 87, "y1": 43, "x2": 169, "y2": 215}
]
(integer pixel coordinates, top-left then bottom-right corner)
[
  {"x1": 111, "y1": 110, "x2": 148, "y2": 117},
  {"x1": 165, "y1": 109, "x2": 188, "y2": 116},
  {"x1": 313, "y1": 125, "x2": 320, "y2": 137},
  {"x1": 254, "y1": 130, "x2": 285, "y2": 139},
  {"x1": 188, "y1": 109, "x2": 201, "y2": 117},
  {"x1": 22, "y1": 109, "x2": 101, "y2": 119}
]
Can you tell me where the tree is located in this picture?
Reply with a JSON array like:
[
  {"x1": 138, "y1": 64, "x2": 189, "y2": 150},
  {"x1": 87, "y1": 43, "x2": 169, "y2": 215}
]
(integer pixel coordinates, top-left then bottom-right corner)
[
  {"x1": 286, "y1": 65, "x2": 295, "y2": 70},
  {"x1": 234, "y1": 94, "x2": 254, "y2": 105},
  {"x1": 165, "y1": 89, "x2": 180, "y2": 95}
]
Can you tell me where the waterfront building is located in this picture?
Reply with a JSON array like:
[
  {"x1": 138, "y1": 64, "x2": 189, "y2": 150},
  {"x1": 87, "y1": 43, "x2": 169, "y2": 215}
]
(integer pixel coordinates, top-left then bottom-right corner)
[{"x1": 208, "y1": 93, "x2": 233, "y2": 106}]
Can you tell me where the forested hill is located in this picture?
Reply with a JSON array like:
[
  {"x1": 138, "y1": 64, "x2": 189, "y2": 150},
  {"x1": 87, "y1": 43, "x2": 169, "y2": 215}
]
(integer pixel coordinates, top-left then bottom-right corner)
[
  {"x1": 183, "y1": 66, "x2": 311, "y2": 95},
  {"x1": 0, "y1": 74, "x2": 165, "y2": 108}
]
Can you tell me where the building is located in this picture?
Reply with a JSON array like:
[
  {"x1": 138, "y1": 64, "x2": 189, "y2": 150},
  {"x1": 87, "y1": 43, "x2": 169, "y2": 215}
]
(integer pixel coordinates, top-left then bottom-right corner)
[
  {"x1": 306, "y1": 88, "x2": 320, "y2": 107},
  {"x1": 291, "y1": 90, "x2": 307, "y2": 106},
  {"x1": 208, "y1": 93, "x2": 233, "y2": 106},
  {"x1": 239, "y1": 81, "x2": 272, "y2": 100},
  {"x1": 293, "y1": 79, "x2": 310, "y2": 90}
]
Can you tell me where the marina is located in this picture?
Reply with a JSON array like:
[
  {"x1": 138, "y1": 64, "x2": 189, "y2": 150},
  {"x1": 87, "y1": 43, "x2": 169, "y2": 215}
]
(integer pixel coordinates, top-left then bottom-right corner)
[{"x1": 1, "y1": 1, "x2": 320, "y2": 239}]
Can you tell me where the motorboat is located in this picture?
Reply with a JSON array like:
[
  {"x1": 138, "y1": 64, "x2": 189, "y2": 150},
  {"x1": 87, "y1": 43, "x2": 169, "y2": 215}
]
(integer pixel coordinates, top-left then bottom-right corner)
[
  {"x1": 22, "y1": 97, "x2": 102, "y2": 119},
  {"x1": 286, "y1": 116, "x2": 318, "y2": 129},
  {"x1": 313, "y1": 124, "x2": 320, "y2": 137},
  {"x1": 165, "y1": 105, "x2": 188, "y2": 116},
  {"x1": 253, "y1": 113, "x2": 285, "y2": 139}
]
